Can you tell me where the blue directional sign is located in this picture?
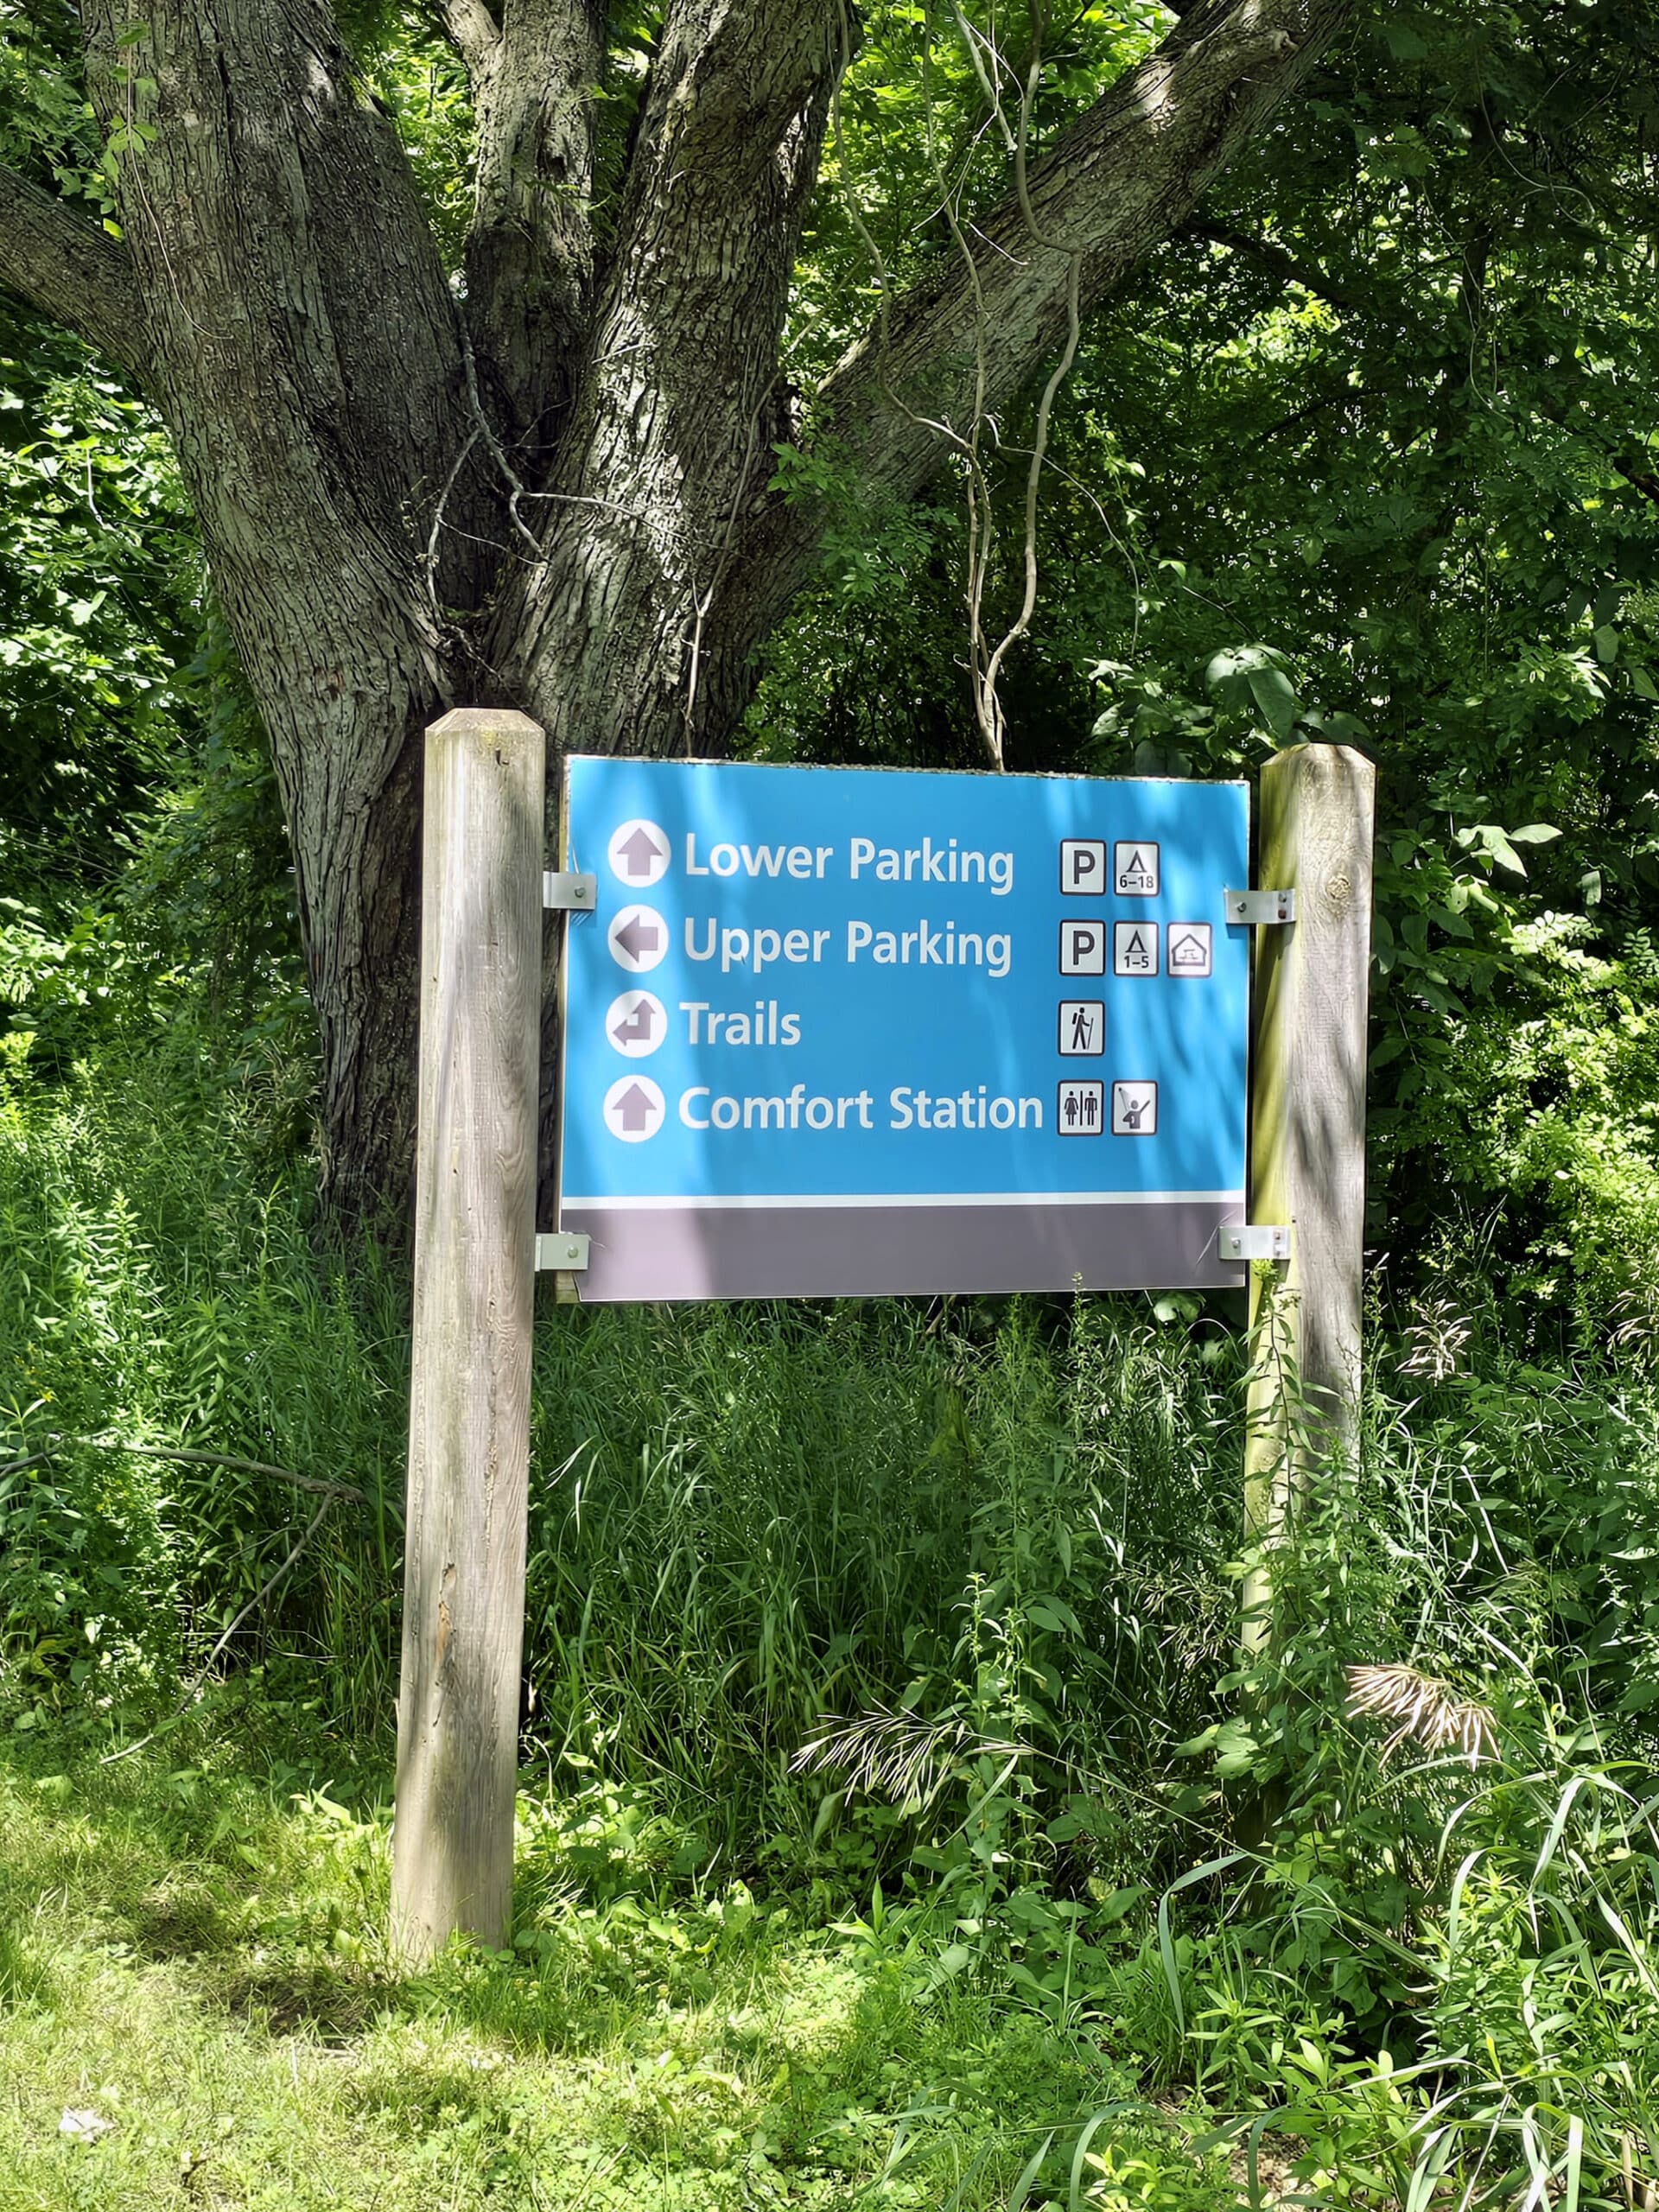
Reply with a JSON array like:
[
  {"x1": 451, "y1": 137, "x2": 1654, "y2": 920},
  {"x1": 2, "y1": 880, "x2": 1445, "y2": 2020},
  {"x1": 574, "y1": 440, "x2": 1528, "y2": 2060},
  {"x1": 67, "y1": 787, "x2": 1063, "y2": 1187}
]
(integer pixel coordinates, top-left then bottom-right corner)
[{"x1": 556, "y1": 758, "x2": 1251, "y2": 1300}]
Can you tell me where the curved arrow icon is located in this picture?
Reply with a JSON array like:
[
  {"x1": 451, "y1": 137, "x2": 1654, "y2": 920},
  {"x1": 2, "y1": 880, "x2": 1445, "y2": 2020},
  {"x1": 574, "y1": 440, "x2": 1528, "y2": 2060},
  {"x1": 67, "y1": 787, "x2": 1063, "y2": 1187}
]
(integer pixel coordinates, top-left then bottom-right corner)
[{"x1": 606, "y1": 988, "x2": 665, "y2": 1058}]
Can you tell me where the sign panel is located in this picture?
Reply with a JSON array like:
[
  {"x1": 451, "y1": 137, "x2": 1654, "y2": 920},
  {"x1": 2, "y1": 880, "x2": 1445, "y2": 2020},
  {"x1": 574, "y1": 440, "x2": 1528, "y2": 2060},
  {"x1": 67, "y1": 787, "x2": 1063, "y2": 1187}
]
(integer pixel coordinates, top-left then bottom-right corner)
[{"x1": 556, "y1": 759, "x2": 1249, "y2": 1300}]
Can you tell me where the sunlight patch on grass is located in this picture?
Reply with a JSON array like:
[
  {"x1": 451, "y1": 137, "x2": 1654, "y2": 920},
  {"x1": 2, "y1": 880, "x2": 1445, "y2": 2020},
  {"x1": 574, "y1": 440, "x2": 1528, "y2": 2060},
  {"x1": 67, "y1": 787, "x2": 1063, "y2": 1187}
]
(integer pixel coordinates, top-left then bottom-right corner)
[{"x1": 0, "y1": 1725, "x2": 1201, "y2": 2212}]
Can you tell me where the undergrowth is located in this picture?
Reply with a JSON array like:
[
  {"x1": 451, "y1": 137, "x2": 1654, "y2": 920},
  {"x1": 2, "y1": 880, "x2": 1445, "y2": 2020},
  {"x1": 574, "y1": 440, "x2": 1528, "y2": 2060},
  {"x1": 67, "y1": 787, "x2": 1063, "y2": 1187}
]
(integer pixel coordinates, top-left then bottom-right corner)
[{"x1": 6, "y1": 1052, "x2": 1659, "y2": 2206}]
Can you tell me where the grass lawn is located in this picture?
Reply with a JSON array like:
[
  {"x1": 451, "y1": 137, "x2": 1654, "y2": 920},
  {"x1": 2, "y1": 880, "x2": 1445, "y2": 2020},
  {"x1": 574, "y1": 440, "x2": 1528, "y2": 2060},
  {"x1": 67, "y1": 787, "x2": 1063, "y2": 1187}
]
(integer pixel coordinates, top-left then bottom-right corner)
[{"x1": 0, "y1": 1705, "x2": 1243, "y2": 2212}]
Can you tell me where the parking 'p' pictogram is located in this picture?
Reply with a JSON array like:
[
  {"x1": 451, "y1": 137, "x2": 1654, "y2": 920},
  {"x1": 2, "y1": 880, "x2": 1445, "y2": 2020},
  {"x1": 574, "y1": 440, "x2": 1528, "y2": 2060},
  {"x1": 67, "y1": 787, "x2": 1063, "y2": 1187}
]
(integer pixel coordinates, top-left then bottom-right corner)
[
  {"x1": 1059, "y1": 839, "x2": 1106, "y2": 895},
  {"x1": 1058, "y1": 918, "x2": 1106, "y2": 975}
]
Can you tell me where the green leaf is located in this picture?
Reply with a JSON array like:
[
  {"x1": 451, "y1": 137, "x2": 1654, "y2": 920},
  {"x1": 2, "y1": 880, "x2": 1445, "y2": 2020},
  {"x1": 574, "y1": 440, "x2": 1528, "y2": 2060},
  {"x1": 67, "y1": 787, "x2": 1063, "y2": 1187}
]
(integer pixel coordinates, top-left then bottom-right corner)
[
  {"x1": 1024, "y1": 1598, "x2": 1080, "y2": 1636},
  {"x1": 1478, "y1": 826, "x2": 1527, "y2": 876},
  {"x1": 1246, "y1": 663, "x2": 1300, "y2": 739}
]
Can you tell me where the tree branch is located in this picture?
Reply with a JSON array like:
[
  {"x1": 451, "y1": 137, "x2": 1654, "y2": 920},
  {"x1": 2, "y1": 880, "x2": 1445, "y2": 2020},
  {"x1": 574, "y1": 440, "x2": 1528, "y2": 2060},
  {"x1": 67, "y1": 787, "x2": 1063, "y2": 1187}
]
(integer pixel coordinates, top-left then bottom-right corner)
[
  {"x1": 436, "y1": 0, "x2": 501, "y2": 77},
  {"x1": 3, "y1": 1431, "x2": 369, "y2": 1504},
  {"x1": 465, "y1": 0, "x2": 605, "y2": 449},
  {"x1": 828, "y1": 0, "x2": 1353, "y2": 482},
  {"x1": 1181, "y1": 218, "x2": 1373, "y2": 317},
  {"x1": 0, "y1": 167, "x2": 152, "y2": 384},
  {"x1": 496, "y1": 0, "x2": 842, "y2": 746},
  {"x1": 731, "y1": 0, "x2": 1357, "y2": 637}
]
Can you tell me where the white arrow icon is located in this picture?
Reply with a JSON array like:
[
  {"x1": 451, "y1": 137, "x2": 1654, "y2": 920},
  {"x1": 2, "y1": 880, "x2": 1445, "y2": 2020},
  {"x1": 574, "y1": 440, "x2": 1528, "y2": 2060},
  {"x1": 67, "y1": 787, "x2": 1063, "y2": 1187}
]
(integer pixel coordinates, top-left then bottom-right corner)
[
  {"x1": 607, "y1": 904, "x2": 668, "y2": 972},
  {"x1": 604, "y1": 1074, "x2": 665, "y2": 1142},
  {"x1": 607, "y1": 988, "x2": 666, "y2": 1058},
  {"x1": 608, "y1": 817, "x2": 671, "y2": 887}
]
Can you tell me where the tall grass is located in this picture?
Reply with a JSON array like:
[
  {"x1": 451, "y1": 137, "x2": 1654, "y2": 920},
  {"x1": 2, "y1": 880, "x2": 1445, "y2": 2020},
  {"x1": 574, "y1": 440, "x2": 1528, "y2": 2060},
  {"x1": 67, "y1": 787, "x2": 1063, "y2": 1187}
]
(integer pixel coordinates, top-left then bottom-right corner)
[
  {"x1": 0, "y1": 1052, "x2": 1243, "y2": 1825},
  {"x1": 14, "y1": 1050, "x2": 1659, "y2": 2201}
]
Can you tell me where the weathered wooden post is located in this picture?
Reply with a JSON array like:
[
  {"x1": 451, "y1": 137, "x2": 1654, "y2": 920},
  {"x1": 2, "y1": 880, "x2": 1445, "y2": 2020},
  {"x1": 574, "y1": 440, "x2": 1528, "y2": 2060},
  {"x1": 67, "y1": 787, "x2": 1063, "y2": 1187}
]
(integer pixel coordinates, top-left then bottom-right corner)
[
  {"x1": 393, "y1": 707, "x2": 543, "y2": 1965},
  {"x1": 1240, "y1": 744, "x2": 1376, "y2": 1662}
]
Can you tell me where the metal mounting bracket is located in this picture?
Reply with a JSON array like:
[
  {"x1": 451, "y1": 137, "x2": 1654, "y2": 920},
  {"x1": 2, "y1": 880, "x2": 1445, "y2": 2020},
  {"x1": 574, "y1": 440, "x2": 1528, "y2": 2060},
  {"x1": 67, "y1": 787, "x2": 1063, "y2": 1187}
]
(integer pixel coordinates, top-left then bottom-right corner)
[
  {"x1": 1220, "y1": 1224, "x2": 1293, "y2": 1262},
  {"x1": 543, "y1": 871, "x2": 597, "y2": 912},
  {"x1": 1224, "y1": 887, "x2": 1296, "y2": 925},
  {"x1": 536, "y1": 1230, "x2": 591, "y2": 1273}
]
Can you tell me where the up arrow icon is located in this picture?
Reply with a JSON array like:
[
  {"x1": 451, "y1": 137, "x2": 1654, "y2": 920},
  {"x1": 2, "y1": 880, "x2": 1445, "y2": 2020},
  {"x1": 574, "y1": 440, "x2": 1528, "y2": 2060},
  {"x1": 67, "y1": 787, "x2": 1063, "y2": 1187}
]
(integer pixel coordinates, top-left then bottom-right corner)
[
  {"x1": 607, "y1": 817, "x2": 671, "y2": 887},
  {"x1": 603, "y1": 1074, "x2": 665, "y2": 1141},
  {"x1": 617, "y1": 825, "x2": 663, "y2": 877}
]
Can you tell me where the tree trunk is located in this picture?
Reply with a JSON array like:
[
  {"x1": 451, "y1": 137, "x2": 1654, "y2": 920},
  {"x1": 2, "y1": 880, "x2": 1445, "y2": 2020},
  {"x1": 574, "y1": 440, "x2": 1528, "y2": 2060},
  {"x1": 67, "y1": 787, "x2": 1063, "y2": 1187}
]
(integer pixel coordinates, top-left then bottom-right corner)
[
  {"x1": 0, "y1": 0, "x2": 1358, "y2": 1229},
  {"x1": 74, "y1": 0, "x2": 489, "y2": 1224}
]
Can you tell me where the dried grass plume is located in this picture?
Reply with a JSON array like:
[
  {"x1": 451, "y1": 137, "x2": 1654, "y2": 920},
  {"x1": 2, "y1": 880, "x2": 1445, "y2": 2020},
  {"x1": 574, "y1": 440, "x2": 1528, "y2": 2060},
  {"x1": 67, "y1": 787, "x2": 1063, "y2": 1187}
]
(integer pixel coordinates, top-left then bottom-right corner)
[{"x1": 1346, "y1": 1662, "x2": 1498, "y2": 1768}]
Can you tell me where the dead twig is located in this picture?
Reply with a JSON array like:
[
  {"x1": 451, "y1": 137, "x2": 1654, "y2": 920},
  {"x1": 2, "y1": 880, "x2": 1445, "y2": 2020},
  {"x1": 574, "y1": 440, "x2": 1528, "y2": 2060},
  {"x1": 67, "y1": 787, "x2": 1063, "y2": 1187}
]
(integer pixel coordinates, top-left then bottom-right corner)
[
  {"x1": 3, "y1": 1432, "x2": 367, "y2": 1504},
  {"x1": 100, "y1": 1491, "x2": 341, "y2": 1766}
]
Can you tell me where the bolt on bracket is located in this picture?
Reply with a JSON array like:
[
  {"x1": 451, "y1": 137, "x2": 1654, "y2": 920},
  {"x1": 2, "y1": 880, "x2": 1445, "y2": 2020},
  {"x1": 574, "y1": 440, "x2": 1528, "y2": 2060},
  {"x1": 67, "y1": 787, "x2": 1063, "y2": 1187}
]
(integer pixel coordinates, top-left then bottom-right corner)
[
  {"x1": 1224, "y1": 887, "x2": 1296, "y2": 925},
  {"x1": 543, "y1": 872, "x2": 596, "y2": 912},
  {"x1": 536, "y1": 1231, "x2": 591, "y2": 1273},
  {"x1": 1220, "y1": 1224, "x2": 1293, "y2": 1262}
]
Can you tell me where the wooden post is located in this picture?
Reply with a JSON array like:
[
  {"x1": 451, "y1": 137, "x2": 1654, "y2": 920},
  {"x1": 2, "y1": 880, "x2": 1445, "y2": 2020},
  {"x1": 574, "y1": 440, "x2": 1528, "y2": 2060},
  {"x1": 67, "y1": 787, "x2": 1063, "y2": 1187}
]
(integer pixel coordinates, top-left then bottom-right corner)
[
  {"x1": 392, "y1": 708, "x2": 543, "y2": 1965},
  {"x1": 1240, "y1": 745, "x2": 1376, "y2": 1662}
]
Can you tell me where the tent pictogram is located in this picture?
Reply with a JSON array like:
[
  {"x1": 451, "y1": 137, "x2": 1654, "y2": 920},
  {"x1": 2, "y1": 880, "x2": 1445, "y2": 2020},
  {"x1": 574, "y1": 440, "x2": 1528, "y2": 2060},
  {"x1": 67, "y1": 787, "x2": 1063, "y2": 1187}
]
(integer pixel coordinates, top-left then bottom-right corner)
[
  {"x1": 1114, "y1": 840, "x2": 1160, "y2": 895},
  {"x1": 1113, "y1": 921, "x2": 1159, "y2": 976}
]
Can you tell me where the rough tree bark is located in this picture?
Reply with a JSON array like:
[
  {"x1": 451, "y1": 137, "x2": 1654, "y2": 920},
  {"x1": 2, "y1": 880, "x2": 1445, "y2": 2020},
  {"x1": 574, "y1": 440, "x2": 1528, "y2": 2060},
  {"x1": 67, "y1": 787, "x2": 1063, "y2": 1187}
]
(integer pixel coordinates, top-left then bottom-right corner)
[{"x1": 0, "y1": 0, "x2": 1356, "y2": 1226}]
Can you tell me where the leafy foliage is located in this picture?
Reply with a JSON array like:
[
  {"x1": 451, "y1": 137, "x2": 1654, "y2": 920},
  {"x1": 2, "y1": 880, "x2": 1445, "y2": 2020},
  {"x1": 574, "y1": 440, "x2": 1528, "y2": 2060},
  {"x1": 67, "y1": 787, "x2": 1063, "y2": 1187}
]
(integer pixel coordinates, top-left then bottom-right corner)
[{"x1": 8, "y1": 2, "x2": 1659, "y2": 2203}]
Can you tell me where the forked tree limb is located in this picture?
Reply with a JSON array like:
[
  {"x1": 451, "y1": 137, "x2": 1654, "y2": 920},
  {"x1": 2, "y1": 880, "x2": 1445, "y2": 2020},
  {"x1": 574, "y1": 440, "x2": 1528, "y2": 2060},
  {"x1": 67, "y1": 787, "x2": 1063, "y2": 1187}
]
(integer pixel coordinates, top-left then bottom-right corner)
[
  {"x1": 0, "y1": 168, "x2": 152, "y2": 385},
  {"x1": 435, "y1": 0, "x2": 502, "y2": 75},
  {"x1": 722, "y1": 0, "x2": 1358, "y2": 642},
  {"x1": 495, "y1": 0, "x2": 842, "y2": 742},
  {"x1": 463, "y1": 0, "x2": 607, "y2": 445},
  {"x1": 1181, "y1": 218, "x2": 1375, "y2": 315}
]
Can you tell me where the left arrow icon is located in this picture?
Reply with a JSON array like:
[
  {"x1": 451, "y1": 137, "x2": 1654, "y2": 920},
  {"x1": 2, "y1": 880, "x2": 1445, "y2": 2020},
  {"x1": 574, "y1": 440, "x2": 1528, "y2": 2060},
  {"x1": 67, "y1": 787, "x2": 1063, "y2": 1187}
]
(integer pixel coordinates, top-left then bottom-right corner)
[
  {"x1": 604, "y1": 1075, "x2": 665, "y2": 1142},
  {"x1": 607, "y1": 904, "x2": 668, "y2": 972}
]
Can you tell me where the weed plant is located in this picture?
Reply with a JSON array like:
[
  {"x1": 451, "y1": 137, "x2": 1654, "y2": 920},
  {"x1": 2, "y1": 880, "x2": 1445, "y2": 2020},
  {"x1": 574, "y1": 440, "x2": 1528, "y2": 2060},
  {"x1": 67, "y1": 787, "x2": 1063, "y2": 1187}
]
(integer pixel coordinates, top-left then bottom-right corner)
[{"x1": 9, "y1": 1051, "x2": 1659, "y2": 2203}]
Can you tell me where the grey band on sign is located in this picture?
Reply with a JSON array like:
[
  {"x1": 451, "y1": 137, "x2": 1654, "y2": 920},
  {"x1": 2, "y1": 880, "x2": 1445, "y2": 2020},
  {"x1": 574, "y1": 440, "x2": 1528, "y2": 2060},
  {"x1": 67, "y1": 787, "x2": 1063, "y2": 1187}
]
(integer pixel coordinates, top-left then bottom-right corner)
[{"x1": 558, "y1": 1197, "x2": 1247, "y2": 1300}]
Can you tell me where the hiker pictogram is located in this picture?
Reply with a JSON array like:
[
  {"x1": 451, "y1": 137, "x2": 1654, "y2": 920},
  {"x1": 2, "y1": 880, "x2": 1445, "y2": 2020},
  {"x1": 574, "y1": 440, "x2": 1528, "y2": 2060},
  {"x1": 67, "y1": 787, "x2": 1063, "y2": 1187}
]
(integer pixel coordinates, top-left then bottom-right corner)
[
  {"x1": 1112, "y1": 1082, "x2": 1158, "y2": 1136},
  {"x1": 1115, "y1": 841, "x2": 1160, "y2": 895},
  {"x1": 607, "y1": 817, "x2": 671, "y2": 887},
  {"x1": 1058, "y1": 1001, "x2": 1105, "y2": 1057},
  {"x1": 1113, "y1": 921, "x2": 1159, "y2": 976},
  {"x1": 607, "y1": 989, "x2": 666, "y2": 1058},
  {"x1": 604, "y1": 1074, "x2": 665, "y2": 1141},
  {"x1": 607, "y1": 903, "x2": 668, "y2": 972},
  {"x1": 1166, "y1": 923, "x2": 1212, "y2": 978},
  {"x1": 1058, "y1": 1079, "x2": 1105, "y2": 1134}
]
